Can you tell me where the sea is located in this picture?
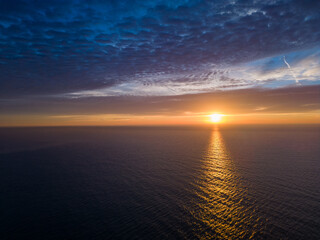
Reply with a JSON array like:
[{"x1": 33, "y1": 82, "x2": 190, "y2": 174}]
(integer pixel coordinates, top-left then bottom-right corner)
[{"x1": 0, "y1": 125, "x2": 319, "y2": 239}]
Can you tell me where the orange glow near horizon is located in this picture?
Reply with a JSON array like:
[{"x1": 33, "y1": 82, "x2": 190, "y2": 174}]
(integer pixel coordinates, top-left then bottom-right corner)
[{"x1": 0, "y1": 111, "x2": 319, "y2": 127}]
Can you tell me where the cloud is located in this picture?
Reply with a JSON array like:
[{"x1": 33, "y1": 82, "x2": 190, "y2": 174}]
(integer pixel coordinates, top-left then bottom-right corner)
[
  {"x1": 63, "y1": 48, "x2": 320, "y2": 97},
  {"x1": 0, "y1": 0, "x2": 319, "y2": 97}
]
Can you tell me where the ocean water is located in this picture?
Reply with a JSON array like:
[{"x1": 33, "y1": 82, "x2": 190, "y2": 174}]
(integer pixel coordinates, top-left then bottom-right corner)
[{"x1": 0, "y1": 126, "x2": 319, "y2": 239}]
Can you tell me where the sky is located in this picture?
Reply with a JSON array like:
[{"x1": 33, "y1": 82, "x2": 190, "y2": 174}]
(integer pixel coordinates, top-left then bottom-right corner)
[{"x1": 0, "y1": 0, "x2": 319, "y2": 126}]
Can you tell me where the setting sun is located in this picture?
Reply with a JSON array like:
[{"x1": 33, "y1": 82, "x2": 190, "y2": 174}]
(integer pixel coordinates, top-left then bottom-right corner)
[{"x1": 209, "y1": 114, "x2": 223, "y2": 123}]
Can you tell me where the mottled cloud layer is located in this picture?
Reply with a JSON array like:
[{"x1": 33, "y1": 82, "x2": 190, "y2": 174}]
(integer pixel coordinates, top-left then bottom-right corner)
[{"x1": 1, "y1": 0, "x2": 320, "y2": 97}]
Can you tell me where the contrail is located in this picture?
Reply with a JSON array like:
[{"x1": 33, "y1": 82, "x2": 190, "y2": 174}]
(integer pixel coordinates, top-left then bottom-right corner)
[
  {"x1": 283, "y1": 56, "x2": 291, "y2": 69},
  {"x1": 283, "y1": 56, "x2": 300, "y2": 85}
]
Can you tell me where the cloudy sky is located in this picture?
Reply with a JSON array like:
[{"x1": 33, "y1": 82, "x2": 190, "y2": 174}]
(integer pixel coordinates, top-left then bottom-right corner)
[{"x1": 0, "y1": 0, "x2": 319, "y2": 125}]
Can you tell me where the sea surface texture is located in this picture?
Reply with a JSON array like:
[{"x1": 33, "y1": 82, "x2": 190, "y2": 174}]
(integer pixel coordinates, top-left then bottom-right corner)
[{"x1": 0, "y1": 126, "x2": 319, "y2": 239}]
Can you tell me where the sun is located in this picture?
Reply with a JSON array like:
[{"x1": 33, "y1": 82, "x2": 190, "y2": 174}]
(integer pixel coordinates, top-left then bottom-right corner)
[{"x1": 209, "y1": 114, "x2": 223, "y2": 123}]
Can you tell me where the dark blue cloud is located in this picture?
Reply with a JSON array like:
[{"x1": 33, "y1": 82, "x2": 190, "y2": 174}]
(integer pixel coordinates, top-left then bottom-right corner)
[{"x1": 0, "y1": 0, "x2": 319, "y2": 97}]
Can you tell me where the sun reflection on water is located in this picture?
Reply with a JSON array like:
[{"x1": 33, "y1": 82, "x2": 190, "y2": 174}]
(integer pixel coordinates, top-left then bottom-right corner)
[{"x1": 191, "y1": 127, "x2": 257, "y2": 239}]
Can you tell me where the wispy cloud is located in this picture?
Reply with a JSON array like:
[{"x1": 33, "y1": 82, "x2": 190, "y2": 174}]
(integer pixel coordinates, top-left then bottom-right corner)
[{"x1": 64, "y1": 48, "x2": 320, "y2": 97}]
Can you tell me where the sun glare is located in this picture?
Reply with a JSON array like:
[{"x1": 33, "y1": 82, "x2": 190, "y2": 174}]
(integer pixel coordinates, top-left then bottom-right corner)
[{"x1": 209, "y1": 114, "x2": 223, "y2": 123}]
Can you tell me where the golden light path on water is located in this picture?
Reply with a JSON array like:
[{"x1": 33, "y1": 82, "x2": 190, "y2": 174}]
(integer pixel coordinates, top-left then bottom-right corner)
[{"x1": 190, "y1": 127, "x2": 262, "y2": 239}]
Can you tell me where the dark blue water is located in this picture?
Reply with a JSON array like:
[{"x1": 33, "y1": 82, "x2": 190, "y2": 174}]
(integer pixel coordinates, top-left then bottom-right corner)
[{"x1": 0, "y1": 126, "x2": 319, "y2": 239}]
